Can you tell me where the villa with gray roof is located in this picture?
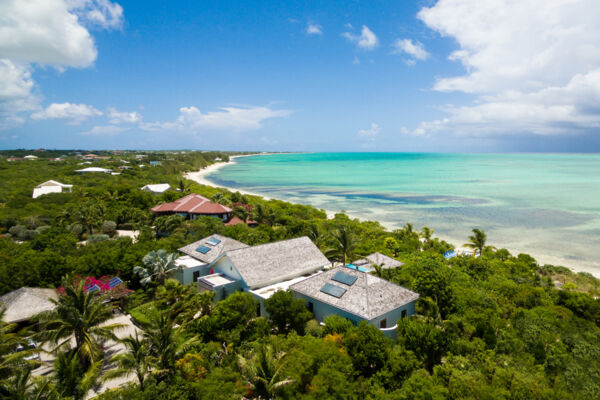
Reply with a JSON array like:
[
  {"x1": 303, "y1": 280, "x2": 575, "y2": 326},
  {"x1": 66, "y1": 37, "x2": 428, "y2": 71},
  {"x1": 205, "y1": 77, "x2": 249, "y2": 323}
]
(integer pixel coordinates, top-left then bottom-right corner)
[
  {"x1": 195, "y1": 236, "x2": 330, "y2": 308},
  {"x1": 174, "y1": 234, "x2": 418, "y2": 334},
  {"x1": 290, "y1": 266, "x2": 419, "y2": 338},
  {"x1": 207, "y1": 236, "x2": 330, "y2": 290},
  {"x1": 174, "y1": 234, "x2": 248, "y2": 285}
]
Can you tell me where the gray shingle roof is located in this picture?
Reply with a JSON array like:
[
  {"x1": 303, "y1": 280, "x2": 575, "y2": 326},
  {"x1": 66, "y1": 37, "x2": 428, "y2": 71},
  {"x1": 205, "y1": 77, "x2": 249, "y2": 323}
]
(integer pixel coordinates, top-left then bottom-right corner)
[
  {"x1": 0, "y1": 287, "x2": 58, "y2": 323},
  {"x1": 353, "y1": 252, "x2": 403, "y2": 269},
  {"x1": 222, "y1": 236, "x2": 330, "y2": 289},
  {"x1": 290, "y1": 266, "x2": 419, "y2": 320},
  {"x1": 179, "y1": 234, "x2": 249, "y2": 264}
]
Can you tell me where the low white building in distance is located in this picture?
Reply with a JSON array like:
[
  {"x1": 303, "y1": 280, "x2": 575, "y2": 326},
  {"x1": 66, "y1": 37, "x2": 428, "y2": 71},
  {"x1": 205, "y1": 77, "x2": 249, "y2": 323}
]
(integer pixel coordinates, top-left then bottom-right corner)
[
  {"x1": 75, "y1": 167, "x2": 112, "y2": 173},
  {"x1": 32, "y1": 180, "x2": 73, "y2": 199},
  {"x1": 141, "y1": 183, "x2": 171, "y2": 195}
]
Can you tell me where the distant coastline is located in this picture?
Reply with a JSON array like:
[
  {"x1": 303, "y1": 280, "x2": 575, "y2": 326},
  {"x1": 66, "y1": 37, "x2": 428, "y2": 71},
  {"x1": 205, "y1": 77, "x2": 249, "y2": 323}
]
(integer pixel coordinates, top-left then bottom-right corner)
[{"x1": 186, "y1": 153, "x2": 600, "y2": 278}]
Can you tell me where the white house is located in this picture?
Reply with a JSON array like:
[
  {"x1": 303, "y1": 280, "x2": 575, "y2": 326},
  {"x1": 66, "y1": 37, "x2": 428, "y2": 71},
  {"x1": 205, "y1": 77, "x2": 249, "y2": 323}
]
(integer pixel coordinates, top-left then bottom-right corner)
[
  {"x1": 75, "y1": 167, "x2": 112, "y2": 173},
  {"x1": 141, "y1": 183, "x2": 171, "y2": 195},
  {"x1": 32, "y1": 180, "x2": 73, "y2": 199},
  {"x1": 24, "y1": 155, "x2": 38, "y2": 160}
]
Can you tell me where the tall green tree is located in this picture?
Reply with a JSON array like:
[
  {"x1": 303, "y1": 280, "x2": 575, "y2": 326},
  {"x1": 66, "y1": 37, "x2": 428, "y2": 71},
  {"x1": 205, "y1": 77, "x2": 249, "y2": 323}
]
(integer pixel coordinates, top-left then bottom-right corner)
[
  {"x1": 464, "y1": 228, "x2": 487, "y2": 255},
  {"x1": 50, "y1": 350, "x2": 102, "y2": 400},
  {"x1": 0, "y1": 309, "x2": 31, "y2": 380},
  {"x1": 133, "y1": 249, "x2": 182, "y2": 286},
  {"x1": 0, "y1": 367, "x2": 49, "y2": 400},
  {"x1": 237, "y1": 344, "x2": 294, "y2": 400},
  {"x1": 325, "y1": 226, "x2": 358, "y2": 265},
  {"x1": 103, "y1": 333, "x2": 150, "y2": 391},
  {"x1": 264, "y1": 289, "x2": 313, "y2": 335},
  {"x1": 141, "y1": 311, "x2": 198, "y2": 374},
  {"x1": 36, "y1": 279, "x2": 123, "y2": 366}
]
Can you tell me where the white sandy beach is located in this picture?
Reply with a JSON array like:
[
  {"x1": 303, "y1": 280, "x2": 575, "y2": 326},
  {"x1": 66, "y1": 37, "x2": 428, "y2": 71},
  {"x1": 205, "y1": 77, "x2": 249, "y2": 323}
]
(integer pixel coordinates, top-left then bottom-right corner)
[{"x1": 185, "y1": 154, "x2": 273, "y2": 201}]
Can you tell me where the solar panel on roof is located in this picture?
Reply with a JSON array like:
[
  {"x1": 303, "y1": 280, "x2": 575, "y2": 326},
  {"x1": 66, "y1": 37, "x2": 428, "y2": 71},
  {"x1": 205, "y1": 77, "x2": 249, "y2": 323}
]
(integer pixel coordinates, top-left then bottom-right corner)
[
  {"x1": 206, "y1": 237, "x2": 221, "y2": 246},
  {"x1": 332, "y1": 271, "x2": 358, "y2": 286},
  {"x1": 196, "y1": 245, "x2": 211, "y2": 254},
  {"x1": 108, "y1": 277, "x2": 123, "y2": 288},
  {"x1": 320, "y1": 283, "x2": 347, "y2": 298},
  {"x1": 86, "y1": 285, "x2": 100, "y2": 293}
]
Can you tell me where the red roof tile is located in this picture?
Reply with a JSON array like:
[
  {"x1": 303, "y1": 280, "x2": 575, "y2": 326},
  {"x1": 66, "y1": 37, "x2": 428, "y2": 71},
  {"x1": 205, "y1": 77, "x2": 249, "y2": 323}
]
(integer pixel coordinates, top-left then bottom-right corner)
[{"x1": 152, "y1": 194, "x2": 232, "y2": 215}]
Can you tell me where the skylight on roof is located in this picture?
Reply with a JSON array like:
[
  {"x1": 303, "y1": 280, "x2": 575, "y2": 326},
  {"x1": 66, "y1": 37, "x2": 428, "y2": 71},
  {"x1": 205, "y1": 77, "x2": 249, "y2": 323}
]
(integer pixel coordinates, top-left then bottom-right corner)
[
  {"x1": 206, "y1": 237, "x2": 221, "y2": 246},
  {"x1": 196, "y1": 245, "x2": 211, "y2": 254},
  {"x1": 332, "y1": 271, "x2": 357, "y2": 286},
  {"x1": 320, "y1": 283, "x2": 347, "y2": 298},
  {"x1": 108, "y1": 277, "x2": 123, "y2": 288}
]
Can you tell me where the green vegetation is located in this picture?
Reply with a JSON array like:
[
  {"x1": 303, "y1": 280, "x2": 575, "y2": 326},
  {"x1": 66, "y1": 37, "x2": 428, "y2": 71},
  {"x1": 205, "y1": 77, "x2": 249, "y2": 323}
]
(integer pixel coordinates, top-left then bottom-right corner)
[{"x1": 1, "y1": 150, "x2": 600, "y2": 399}]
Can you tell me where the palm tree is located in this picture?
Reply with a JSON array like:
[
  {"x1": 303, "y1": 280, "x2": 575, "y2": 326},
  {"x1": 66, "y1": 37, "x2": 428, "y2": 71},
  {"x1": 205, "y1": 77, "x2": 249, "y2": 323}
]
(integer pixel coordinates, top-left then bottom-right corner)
[
  {"x1": 103, "y1": 333, "x2": 150, "y2": 391},
  {"x1": 325, "y1": 226, "x2": 358, "y2": 265},
  {"x1": 50, "y1": 350, "x2": 102, "y2": 400},
  {"x1": 140, "y1": 312, "x2": 198, "y2": 375},
  {"x1": 0, "y1": 308, "x2": 26, "y2": 379},
  {"x1": 465, "y1": 228, "x2": 487, "y2": 256},
  {"x1": 0, "y1": 367, "x2": 49, "y2": 400},
  {"x1": 307, "y1": 224, "x2": 325, "y2": 247},
  {"x1": 372, "y1": 263, "x2": 386, "y2": 279},
  {"x1": 178, "y1": 179, "x2": 190, "y2": 193},
  {"x1": 210, "y1": 192, "x2": 230, "y2": 205},
  {"x1": 237, "y1": 344, "x2": 294, "y2": 400},
  {"x1": 420, "y1": 226, "x2": 434, "y2": 242},
  {"x1": 35, "y1": 280, "x2": 123, "y2": 366},
  {"x1": 252, "y1": 204, "x2": 275, "y2": 226},
  {"x1": 134, "y1": 249, "x2": 182, "y2": 286}
]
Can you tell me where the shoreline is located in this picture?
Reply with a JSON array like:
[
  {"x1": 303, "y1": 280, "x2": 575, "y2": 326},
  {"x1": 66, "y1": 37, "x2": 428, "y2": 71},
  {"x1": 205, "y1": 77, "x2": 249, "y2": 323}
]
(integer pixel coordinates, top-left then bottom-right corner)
[{"x1": 185, "y1": 155, "x2": 600, "y2": 278}]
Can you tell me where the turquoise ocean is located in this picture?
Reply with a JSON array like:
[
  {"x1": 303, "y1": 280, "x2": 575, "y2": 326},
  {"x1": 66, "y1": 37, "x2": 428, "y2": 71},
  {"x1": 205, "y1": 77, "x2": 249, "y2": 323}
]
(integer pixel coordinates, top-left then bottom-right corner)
[{"x1": 205, "y1": 153, "x2": 600, "y2": 276}]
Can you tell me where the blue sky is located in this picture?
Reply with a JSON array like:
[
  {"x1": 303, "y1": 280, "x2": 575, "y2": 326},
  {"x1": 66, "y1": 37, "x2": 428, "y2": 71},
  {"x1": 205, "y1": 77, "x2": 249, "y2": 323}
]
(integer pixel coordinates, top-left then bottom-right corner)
[{"x1": 1, "y1": 0, "x2": 600, "y2": 152}]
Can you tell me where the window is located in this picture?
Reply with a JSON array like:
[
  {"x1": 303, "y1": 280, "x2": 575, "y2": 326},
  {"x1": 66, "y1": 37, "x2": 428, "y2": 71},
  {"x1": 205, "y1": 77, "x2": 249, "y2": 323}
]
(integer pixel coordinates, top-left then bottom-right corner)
[
  {"x1": 380, "y1": 319, "x2": 387, "y2": 329},
  {"x1": 307, "y1": 302, "x2": 314, "y2": 313},
  {"x1": 193, "y1": 271, "x2": 200, "y2": 282},
  {"x1": 256, "y1": 303, "x2": 261, "y2": 317},
  {"x1": 401, "y1": 310, "x2": 407, "y2": 318}
]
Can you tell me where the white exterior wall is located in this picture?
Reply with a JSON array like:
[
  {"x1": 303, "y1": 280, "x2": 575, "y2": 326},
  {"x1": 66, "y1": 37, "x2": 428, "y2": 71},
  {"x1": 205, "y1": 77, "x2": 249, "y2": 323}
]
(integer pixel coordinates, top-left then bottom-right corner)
[
  {"x1": 172, "y1": 264, "x2": 211, "y2": 285},
  {"x1": 211, "y1": 257, "x2": 246, "y2": 288}
]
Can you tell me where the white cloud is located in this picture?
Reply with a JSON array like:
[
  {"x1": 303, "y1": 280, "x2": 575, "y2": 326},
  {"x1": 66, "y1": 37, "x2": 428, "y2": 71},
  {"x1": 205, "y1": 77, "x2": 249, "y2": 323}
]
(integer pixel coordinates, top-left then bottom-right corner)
[
  {"x1": 107, "y1": 107, "x2": 142, "y2": 124},
  {"x1": 306, "y1": 23, "x2": 322, "y2": 35},
  {"x1": 0, "y1": 0, "x2": 123, "y2": 128},
  {"x1": 141, "y1": 105, "x2": 293, "y2": 132},
  {"x1": 358, "y1": 123, "x2": 380, "y2": 140},
  {"x1": 415, "y1": 0, "x2": 600, "y2": 136},
  {"x1": 72, "y1": 0, "x2": 124, "y2": 30},
  {"x1": 392, "y1": 38, "x2": 430, "y2": 61},
  {"x1": 80, "y1": 125, "x2": 126, "y2": 135},
  {"x1": 31, "y1": 102, "x2": 102, "y2": 123},
  {"x1": 0, "y1": 60, "x2": 38, "y2": 129},
  {"x1": 342, "y1": 25, "x2": 378, "y2": 50}
]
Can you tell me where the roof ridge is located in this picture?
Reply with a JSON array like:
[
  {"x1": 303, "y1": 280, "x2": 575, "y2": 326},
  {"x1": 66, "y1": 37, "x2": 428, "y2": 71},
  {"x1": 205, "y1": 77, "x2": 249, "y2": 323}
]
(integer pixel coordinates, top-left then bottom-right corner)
[
  {"x1": 363, "y1": 270, "x2": 371, "y2": 320},
  {"x1": 224, "y1": 236, "x2": 310, "y2": 254}
]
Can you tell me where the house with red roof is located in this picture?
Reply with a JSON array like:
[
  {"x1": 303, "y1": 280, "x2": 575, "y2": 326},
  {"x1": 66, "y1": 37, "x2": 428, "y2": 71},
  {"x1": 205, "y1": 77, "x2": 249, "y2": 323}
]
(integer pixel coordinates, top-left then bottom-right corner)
[{"x1": 151, "y1": 193, "x2": 234, "y2": 222}]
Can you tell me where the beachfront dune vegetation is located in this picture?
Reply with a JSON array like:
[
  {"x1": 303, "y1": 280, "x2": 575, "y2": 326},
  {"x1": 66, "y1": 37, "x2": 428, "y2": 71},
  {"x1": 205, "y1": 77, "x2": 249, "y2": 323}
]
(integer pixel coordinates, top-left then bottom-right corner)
[{"x1": 0, "y1": 150, "x2": 599, "y2": 399}]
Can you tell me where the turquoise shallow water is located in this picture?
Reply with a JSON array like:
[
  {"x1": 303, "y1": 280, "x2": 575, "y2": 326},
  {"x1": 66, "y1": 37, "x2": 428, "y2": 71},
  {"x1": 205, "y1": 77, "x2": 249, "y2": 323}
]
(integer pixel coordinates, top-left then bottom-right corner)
[{"x1": 206, "y1": 153, "x2": 600, "y2": 275}]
